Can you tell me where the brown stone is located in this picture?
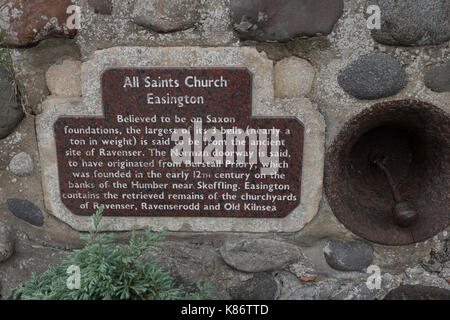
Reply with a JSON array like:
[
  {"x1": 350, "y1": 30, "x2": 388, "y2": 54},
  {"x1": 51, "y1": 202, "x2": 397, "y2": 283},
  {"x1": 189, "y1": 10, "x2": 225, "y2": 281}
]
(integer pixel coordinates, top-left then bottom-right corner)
[{"x1": 0, "y1": 0, "x2": 77, "y2": 47}]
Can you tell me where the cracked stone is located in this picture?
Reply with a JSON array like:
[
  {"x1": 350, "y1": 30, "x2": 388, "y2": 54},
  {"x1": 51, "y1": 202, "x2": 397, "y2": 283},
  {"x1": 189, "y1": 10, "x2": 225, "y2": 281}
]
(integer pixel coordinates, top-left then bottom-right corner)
[
  {"x1": 230, "y1": 0, "x2": 344, "y2": 42},
  {"x1": 133, "y1": 0, "x2": 201, "y2": 33}
]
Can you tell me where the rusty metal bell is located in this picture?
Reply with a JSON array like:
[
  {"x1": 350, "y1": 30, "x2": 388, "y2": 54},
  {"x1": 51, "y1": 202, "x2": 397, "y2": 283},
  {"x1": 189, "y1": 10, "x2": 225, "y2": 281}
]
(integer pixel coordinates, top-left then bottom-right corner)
[{"x1": 324, "y1": 100, "x2": 449, "y2": 245}]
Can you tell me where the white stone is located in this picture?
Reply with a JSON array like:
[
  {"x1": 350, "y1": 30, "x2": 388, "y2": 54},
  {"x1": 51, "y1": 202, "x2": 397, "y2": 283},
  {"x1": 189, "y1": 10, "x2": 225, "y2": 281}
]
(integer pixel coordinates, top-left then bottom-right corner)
[
  {"x1": 37, "y1": 47, "x2": 325, "y2": 233},
  {"x1": 46, "y1": 59, "x2": 82, "y2": 97},
  {"x1": 274, "y1": 57, "x2": 315, "y2": 98},
  {"x1": 8, "y1": 151, "x2": 33, "y2": 177}
]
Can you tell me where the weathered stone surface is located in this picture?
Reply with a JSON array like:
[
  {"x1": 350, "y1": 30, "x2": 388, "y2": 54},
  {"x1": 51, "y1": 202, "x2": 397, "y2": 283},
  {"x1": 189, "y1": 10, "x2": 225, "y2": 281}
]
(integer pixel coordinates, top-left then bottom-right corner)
[
  {"x1": 425, "y1": 62, "x2": 450, "y2": 93},
  {"x1": 268, "y1": 98, "x2": 325, "y2": 233},
  {"x1": 0, "y1": 221, "x2": 14, "y2": 262},
  {"x1": 275, "y1": 270, "x2": 401, "y2": 300},
  {"x1": 404, "y1": 265, "x2": 450, "y2": 289},
  {"x1": 421, "y1": 241, "x2": 449, "y2": 274},
  {"x1": 0, "y1": 237, "x2": 68, "y2": 299},
  {"x1": 142, "y1": 241, "x2": 251, "y2": 299},
  {"x1": 7, "y1": 151, "x2": 33, "y2": 177},
  {"x1": 229, "y1": 273, "x2": 278, "y2": 300},
  {"x1": 10, "y1": 38, "x2": 81, "y2": 113},
  {"x1": 74, "y1": 1, "x2": 234, "y2": 59},
  {"x1": 133, "y1": 0, "x2": 201, "y2": 33},
  {"x1": 368, "y1": 0, "x2": 450, "y2": 46},
  {"x1": 338, "y1": 53, "x2": 407, "y2": 100},
  {"x1": 0, "y1": 0, "x2": 77, "y2": 47},
  {"x1": 324, "y1": 240, "x2": 373, "y2": 271},
  {"x1": 220, "y1": 239, "x2": 301, "y2": 272},
  {"x1": 0, "y1": 66, "x2": 23, "y2": 139},
  {"x1": 230, "y1": 0, "x2": 344, "y2": 42},
  {"x1": 288, "y1": 256, "x2": 317, "y2": 280},
  {"x1": 421, "y1": 258, "x2": 442, "y2": 273},
  {"x1": 6, "y1": 199, "x2": 44, "y2": 227},
  {"x1": 274, "y1": 57, "x2": 315, "y2": 98},
  {"x1": 441, "y1": 262, "x2": 450, "y2": 279},
  {"x1": 88, "y1": 0, "x2": 112, "y2": 15},
  {"x1": 384, "y1": 285, "x2": 450, "y2": 300},
  {"x1": 432, "y1": 240, "x2": 449, "y2": 264},
  {"x1": 46, "y1": 59, "x2": 82, "y2": 97}
]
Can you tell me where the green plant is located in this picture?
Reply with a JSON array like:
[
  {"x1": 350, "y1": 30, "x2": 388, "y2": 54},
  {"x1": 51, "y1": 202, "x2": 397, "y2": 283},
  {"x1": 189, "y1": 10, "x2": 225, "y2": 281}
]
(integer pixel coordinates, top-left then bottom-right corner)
[
  {"x1": 0, "y1": 28, "x2": 16, "y2": 81},
  {"x1": 13, "y1": 206, "x2": 214, "y2": 300},
  {"x1": 0, "y1": 27, "x2": 24, "y2": 109}
]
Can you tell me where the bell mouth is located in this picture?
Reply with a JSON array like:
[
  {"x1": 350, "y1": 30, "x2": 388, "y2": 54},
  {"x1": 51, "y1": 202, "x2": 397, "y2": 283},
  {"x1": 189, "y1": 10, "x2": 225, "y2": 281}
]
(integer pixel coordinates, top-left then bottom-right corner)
[{"x1": 324, "y1": 100, "x2": 449, "y2": 245}]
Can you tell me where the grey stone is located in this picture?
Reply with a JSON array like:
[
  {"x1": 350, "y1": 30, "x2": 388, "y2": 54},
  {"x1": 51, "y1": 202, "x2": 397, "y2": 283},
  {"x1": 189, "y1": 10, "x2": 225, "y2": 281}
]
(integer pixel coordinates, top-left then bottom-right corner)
[
  {"x1": 287, "y1": 254, "x2": 317, "y2": 279},
  {"x1": 338, "y1": 53, "x2": 407, "y2": 100},
  {"x1": 421, "y1": 241, "x2": 449, "y2": 274},
  {"x1": 403, "y1": 265, "x2": 450, "y2": 289},
  {"x1": 432, "y1": 240, "x2": 449, "y2": 263},
  {"x1": 6, "y1": 199, "x2": 44, "y2": 227},
  {"x1": 424, "y1": 62, "x2": 450, "y2": 93},
  {"x1": 8, "y1": 152, "x2": 33, "y2": 177},
  {"x1": 421, "y1": 258, "x2": 443, "y2": 273},
  {"x1": 0, "y1": 66, "x2": 23, "y2": 139},
  {"x1": 0, "y1": 222, "x2": 14, "y2": 263},
  {"x1": 88, "y1": 0, "x2": 113, "y2": 15},
  {"x1": 440, "y1": 262, "x2": 450, "y2": 279},
  {"x1": 142, "y1": 241, "x2": 251, "y2": 299},
  {"x1": 324, "y1": 240, "x2": 374, "y2": 271},
  {"x1": 220, "y1": 239, "x2": 302, "y2": 272},
  {"x1": 384, "y1": 285, "x2": 450, "y2": 300},
  {"x1": 229, "y1": 273, "x2": 279, "y2": 300},
  {"x1": 133, "y1": 0, "x2": 201, "y2": 33},
  {"x1": 230, "y1": 0, "x2": 344, "y2": 42},
  {"x1": 275, "y1": 270, "x2": 401, "y2": 300},
  {"x1": 367, "y1": 0, "x2": 450, "y2": 46}
]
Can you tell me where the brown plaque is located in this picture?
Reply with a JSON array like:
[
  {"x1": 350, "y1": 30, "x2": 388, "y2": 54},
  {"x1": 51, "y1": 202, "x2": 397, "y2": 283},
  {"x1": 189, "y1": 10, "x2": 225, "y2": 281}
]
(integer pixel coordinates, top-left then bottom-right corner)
[{"x1": 54, "y1": 68, "x2": 304, "y2": 218}]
